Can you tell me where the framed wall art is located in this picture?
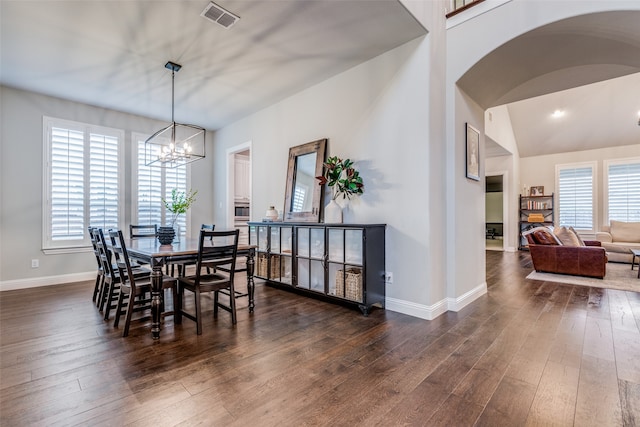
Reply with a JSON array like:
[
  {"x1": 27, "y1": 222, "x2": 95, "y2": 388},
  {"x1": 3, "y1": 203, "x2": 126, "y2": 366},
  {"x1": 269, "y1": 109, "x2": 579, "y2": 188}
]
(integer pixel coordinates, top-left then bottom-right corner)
[
  {"x1": 465, "y1": 123, "x2": 480, "y2": 181},
  {"x1": 529, "y1": 186, "x2": 544, "y2": 196}
]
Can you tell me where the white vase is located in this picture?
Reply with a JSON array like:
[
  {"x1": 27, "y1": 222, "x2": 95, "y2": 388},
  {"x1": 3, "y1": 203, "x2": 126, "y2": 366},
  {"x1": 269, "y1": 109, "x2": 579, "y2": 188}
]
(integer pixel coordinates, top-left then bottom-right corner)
[
  {"x1": 324, "y1": 199, "x2": 343, "y2": 223},
  {"x1": 265, "y1": 206, "x2": 278, "y2": 221}
]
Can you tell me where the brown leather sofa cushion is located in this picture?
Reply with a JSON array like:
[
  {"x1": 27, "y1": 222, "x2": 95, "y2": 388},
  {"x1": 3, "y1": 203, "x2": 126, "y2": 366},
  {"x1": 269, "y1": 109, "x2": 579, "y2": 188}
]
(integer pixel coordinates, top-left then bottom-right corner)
[{"x1": 528, "y1": 243, "x2": 607, "y2": 279}]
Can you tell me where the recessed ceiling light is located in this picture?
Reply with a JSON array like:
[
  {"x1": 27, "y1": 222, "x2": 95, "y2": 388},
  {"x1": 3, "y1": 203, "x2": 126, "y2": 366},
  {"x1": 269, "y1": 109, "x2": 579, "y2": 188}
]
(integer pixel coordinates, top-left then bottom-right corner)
[{"x1": 551, "y1": 109, "x2": 565, "y2": 118}]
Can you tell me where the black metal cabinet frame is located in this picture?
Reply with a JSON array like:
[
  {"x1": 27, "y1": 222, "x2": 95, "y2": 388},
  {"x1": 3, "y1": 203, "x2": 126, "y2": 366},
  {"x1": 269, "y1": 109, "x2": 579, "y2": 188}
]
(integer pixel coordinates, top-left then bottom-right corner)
[{"x1": 249, "y1": 222, "x2": 385, "y2": 315}]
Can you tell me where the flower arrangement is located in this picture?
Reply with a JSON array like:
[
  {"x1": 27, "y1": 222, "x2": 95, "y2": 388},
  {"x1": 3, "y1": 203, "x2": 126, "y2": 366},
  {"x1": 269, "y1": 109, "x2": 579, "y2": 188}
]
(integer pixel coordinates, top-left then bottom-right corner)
[
  {"x1": 316, "y1": 156, "x2": 364, "y2": 200},
  {"x1": 163, "y1": 188, "x2": 198, "y2": 227}
]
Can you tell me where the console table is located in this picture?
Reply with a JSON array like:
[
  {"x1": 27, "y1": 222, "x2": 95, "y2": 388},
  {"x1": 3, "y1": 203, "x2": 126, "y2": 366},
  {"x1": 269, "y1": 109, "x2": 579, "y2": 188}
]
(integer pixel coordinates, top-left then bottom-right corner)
[{"x1": 248, "y1": 222, "x2": 385, "y2": 315}]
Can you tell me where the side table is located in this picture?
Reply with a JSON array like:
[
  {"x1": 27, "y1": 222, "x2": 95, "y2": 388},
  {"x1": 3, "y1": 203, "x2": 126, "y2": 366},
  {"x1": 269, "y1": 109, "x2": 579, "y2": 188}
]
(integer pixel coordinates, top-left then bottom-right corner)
[{"x1": 632, "y1": 249, "x2": 640, "y2": 279}]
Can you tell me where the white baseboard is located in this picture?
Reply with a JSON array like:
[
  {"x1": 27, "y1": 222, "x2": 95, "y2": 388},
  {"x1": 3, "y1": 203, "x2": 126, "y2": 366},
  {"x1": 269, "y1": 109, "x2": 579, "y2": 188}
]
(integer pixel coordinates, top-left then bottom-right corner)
[
  {"x1": 448, "y1": 281, "x2": 487, "y2": 311},
  {"x1": 0, "y1": 271, "x2": 95, "y2": 292},
  {"x1": 385, "y1": 282, "x2": 487, "y2": 320},
  {"x1": 385, "y1": 296, "x2": 449, "y2": 320}
]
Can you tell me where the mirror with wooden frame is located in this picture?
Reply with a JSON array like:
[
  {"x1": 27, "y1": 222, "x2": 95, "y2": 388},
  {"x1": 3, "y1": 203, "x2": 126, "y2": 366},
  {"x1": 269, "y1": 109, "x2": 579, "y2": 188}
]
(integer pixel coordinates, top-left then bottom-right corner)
[{"x1": 283, "y1": 138, "x2": 327, "y2": 222}]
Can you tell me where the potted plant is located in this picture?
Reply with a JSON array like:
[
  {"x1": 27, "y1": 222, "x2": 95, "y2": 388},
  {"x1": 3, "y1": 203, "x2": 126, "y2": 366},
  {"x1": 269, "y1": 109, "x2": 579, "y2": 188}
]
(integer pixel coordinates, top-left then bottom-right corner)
[
  {"x1": 316, "y1": 156, "x2": 364, "y2": 223},
  {"x1": 157, "y1": 188, "x2": 198, "y2": 244}
]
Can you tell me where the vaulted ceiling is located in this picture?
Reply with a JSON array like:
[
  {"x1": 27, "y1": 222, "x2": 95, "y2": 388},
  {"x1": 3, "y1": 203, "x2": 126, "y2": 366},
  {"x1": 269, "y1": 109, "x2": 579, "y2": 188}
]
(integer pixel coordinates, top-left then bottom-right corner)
[
  {"x1": 459, "y1": 11, "x2": 640, "y2": 158},
  {"x1": 0, "y1": 1, "x2": 426, "y2": 129},
  {"x1": 2, "y1": 2, "x2": 639, "y2": 158}
]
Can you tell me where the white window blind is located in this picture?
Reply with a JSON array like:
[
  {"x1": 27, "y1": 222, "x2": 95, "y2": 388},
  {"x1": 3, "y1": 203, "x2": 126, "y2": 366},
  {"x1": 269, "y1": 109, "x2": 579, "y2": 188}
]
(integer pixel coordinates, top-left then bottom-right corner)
[
  {"x1": 50, "y1": 127, "x2": 85, "y2": 241},
  {"x1": 136, "y1": 141, "x2": 163, "y2": 226},
  {"x1": 44, "y1": 117, "x2": 123, "y2": 251},
  {"x1": 134, "y1": 138, "x2": 188, "y2": 236},
  {"x1": 607, "y1": 160, "x2": 640, "y2": 223},
  {"x1": 165, "y1": 165, "x2": 188, "y2": 236},
  {"x1": 557, "y1": 163, "x2": 595, "y2": 231},
  {"x1": 89, "y1": 133, "x2": 120, "y2": 231}
]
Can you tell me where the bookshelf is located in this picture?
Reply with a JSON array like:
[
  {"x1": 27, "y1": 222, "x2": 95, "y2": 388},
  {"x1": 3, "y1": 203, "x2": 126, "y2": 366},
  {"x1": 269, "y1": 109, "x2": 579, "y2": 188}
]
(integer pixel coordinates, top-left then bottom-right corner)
[{"x1": 519, "y1": 193, "x2": 554, "y2": 250}]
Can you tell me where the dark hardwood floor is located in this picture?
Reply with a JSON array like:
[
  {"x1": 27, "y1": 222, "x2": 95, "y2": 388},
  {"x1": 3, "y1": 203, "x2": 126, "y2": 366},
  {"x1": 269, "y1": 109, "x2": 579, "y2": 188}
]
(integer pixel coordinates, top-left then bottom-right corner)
[{"x1": 1, "y1": 251, "x2": 639, "y2": 426}]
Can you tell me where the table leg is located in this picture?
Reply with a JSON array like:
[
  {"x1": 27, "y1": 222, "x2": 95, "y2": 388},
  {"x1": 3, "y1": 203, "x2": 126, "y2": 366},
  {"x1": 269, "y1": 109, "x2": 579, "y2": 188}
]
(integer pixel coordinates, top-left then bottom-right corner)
[
  {"x1": 246, "y1": 247, "x2": 255, "y2": 313},
  {"x1": 150, "y1": 259, "x2": 163, "y2": 340}
]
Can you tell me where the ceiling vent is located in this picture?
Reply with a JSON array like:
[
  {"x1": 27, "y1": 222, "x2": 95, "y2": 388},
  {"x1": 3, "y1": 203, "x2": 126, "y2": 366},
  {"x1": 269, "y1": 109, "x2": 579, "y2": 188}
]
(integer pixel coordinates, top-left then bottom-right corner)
[{"x1": 200, "y1": 2, "x2": 240, "y2": 29}]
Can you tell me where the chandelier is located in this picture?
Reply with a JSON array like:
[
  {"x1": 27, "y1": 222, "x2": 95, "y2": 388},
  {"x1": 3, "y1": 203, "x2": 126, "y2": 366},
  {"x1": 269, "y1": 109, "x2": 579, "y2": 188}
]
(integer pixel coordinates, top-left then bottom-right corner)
[{"x1": 145, "y1": 61, "x2": 205, "y2": 168}]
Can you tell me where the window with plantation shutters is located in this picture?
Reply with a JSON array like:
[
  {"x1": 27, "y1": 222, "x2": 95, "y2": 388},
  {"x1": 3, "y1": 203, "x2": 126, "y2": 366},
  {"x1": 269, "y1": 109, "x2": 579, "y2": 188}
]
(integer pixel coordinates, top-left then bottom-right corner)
[
  {"x1": 556, "y1": 162, "x2": 596, "y2": 232},
  {"x1": 133, "y1": 135, "x2": 188, "y2": 237},
  {"x1": 50, "y1": 126, "x2": 84, "y2": 241},
  {"x1": 44, "y1": 117, "x2": 123, "y2": 252},
  {"x1": 136, "y1": 140, "x2": 163, "y2": 226},
  {"x1": 165, "y1": 163, "x2": 188, "y2": 236},
  {"x1": 89, "y1": 133, "x2": 120, "y2": 231},
  {"x1": 605, "y1": 158, "x2": 640, "y2": 223}
]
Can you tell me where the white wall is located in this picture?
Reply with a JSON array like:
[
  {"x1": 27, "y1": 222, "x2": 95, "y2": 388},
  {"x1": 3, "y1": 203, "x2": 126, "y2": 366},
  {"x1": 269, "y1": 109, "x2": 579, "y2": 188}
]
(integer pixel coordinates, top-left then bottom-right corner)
[
  {"x1": 0, "y1": 86, "x2": 215, "y2": 288},
  {"x1": 520, "y1": 144, "x2": 640, "y2": 236},
  {"x1": 212, "y1": 34, "x2": 443, "y2": 316},
  {"x1": 444, "y1": 0, "x2": 639, "y2": 299},
  {"x1": 2, "y1": 0, "x2": 635, "y2": 320},
  {"x1": 485, "y1": 105, "x2": 520, "y2": 251}
]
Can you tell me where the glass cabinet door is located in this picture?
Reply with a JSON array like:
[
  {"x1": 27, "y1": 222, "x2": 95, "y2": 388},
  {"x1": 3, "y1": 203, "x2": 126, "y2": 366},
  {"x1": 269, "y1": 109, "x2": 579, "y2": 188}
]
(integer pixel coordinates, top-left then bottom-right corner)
[
  {"x1": 296, "y1": 227, "x2": 325, "y2": 293},
  {"x1": 252, "y1": 225, "x2": 270, "y2": 279},
  {"x1": 310, "y1": 228, "x2": 324, "y2": 259},
  {"x1": 270, "y1": 227, "x2": 280, "y2": 253},
  {"x1": 269, "y1": 226, "x2": 293, "y2": 284},
  {"x1": 328, "y1": 228, "x2": 344, "y2": 263},
  {"x1": 345, "y1": 229, "x2": 363, "y2": 265},
  {"x1": 257, "y1": 226, "x2": 268, "y2": 252},
  {"x1": 327, "y1": 227, "x2": 364, "y2": 302}
]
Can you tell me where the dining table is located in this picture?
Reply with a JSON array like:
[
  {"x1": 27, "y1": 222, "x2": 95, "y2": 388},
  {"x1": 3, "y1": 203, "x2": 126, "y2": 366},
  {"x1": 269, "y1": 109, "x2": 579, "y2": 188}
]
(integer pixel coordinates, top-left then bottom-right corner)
[{"x1": 125, "y1": 237, "x2": 256, "y2": 339}]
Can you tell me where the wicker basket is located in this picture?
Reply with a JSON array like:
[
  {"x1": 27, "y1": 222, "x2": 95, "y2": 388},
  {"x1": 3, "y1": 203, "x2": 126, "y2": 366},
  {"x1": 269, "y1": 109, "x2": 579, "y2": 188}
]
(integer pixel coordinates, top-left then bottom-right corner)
[
  {"x1": 257, "y1": 253, "x2": 280, "y2": 279},
  {"x1": 335, "y1": 268, "x2": 362, "y2": 302}
]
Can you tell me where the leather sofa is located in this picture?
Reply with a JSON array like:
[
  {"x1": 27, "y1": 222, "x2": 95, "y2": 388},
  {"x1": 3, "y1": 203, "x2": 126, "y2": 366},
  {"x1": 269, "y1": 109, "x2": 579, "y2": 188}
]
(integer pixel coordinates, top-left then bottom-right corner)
[
  {"x1": 525, "y1": 229, "x2": 607, "y2": 279},
  {"x1": 595, "y1": 220, "x2": 640, "y2": 263}
]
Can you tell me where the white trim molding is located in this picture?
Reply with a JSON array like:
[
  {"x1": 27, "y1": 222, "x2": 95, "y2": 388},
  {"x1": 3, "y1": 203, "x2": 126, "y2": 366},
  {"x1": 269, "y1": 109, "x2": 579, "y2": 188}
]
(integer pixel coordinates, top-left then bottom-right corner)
[
  {"x1": 385, "y1": 282, "x2": 487, "y2": 320},
  {"x1": 448, "y1": 281, "x2": 487, "y2": 312},
  {"x1": 0, "y1": 271, "x2": 95, "y2": 292}
]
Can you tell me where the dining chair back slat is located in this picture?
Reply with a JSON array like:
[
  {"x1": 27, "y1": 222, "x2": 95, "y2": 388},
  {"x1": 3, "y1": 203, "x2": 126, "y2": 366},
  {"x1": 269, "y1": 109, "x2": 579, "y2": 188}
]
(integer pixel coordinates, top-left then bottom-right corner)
[
  {"x1": 169, "y1": 224, "x2": 216, "y2": 277},
  {"x1": 129, "y1": 224, "x2": 158, "y2": 239}
]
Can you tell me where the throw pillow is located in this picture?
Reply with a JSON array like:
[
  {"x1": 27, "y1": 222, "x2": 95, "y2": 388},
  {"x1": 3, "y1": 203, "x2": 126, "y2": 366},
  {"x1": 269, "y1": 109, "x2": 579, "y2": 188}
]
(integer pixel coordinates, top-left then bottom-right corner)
[
  {"x1": 532, "y1": 228, "x2": 560, "y2": 245},
  {"x1": 568, "y1": 226, "x2": 585, "y2": 246},
  {"x1": 554, "y1": 226, "x2": 582, "y2": 247}
]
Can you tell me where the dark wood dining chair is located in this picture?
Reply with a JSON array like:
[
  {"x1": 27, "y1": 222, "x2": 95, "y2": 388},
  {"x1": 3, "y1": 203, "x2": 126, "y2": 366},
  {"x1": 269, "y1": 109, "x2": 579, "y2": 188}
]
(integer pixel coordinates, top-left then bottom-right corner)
[
  {"x1": 129, "y1": 224, "x2": 158, "y2": 239},
  {"x1": 109, "y1": 229, "x2": 178, "y2": 337},
  {"x1": 88, "y1": 226, "x2": 105, "y2": 304},
  {"x1": 93, "y1": 227, "x2": 121, "y2": 317},
  {"x1": 95, "y1": 228, "x2": 151, "y2": 321},
  {"x1": 169, "y1": 224, "x2": 216, "y2": 277},
  {"x1": 177, "y1": 229, "x2": 239, "y2": 335}
]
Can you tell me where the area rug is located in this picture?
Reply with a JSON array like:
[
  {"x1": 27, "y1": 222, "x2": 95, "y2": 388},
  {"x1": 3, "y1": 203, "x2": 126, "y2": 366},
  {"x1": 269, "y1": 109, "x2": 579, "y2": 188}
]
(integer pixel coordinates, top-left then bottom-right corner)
[{"x1": 526, "y1": 262, "x2": 640, "y2": 292}]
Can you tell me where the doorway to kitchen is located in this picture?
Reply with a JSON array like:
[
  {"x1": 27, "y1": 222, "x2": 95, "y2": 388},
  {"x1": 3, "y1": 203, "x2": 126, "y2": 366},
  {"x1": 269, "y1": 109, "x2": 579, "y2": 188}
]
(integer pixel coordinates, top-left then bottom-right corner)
[
  {"x1": 486, "y1": 174, "x2": 504, "y2": 251},
  {"x1": 227, "y1": 142, "x2": 251, "y2": 246}
]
